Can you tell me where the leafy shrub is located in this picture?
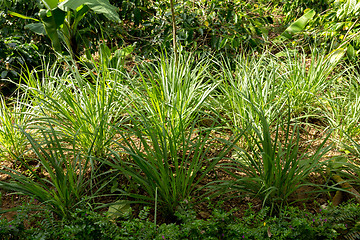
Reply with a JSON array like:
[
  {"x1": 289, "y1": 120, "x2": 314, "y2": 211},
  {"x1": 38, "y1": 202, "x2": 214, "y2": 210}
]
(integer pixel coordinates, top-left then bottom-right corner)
[
  {"x1": 281, "y1": 0, "x2": 329, "y2": 23},
  {"x1": 53, "y1": 209, "x2": 121, "y2": 240},
  {"x1": 2, "y1": 200, "x2": 360, "y2": 239},
  {"x1": 0, "y1": 1, "x2": 50, "y2": 84}
]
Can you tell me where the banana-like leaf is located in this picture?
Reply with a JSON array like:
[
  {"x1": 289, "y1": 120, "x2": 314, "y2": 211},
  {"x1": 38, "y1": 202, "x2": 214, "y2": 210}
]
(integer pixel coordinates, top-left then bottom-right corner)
[
  {"x1": 40, "y1": 0, "x2": 59, "y2": 10},
  {"x1": 282, "y1": 9, "x2": 316, "y2": 39},
  {"x1": 25, "y1": 23, "x2": 46, "y2": 35},
  {"x1": 39, "y1": 8, "x2": 66, "y2": 53},
  {"x1": 58, "y1": 0, "x2": 120, "y2": 22}
]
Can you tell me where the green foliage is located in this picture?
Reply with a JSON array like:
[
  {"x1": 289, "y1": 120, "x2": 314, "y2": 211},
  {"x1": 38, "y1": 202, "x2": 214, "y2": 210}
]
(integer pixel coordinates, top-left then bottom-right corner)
[
  {"x1": 20, "y1": 59, "x2": 127, "y2": 157},
  {"x1": 8, "y1": 0, "x2": 120, "y2": 59},
  {"x1": 105, "y1": 112, "x2": 242, "y2": 219},
  {"x1": 0, "y1": 124, "x2": 104, "y2": 219},
  {"x1": 287, "y1": 0, "x2": 360, "y2": 59},
  {"x1": 281, "y1": 0, "x2": 329, "y2": 23},
  {"x1": 0, "y1": 3, "x2": 48, "y2": 83},
  {"x1": 278, "y1": 48, "x2": 345, "y2": 117},
  {"x1": 213, "y1": 106, "x2": 331, "y2": 214},
  {"x1": 281, "y1": 9, "x2": 316, "y2": 40},
  {"x1": 217, "y1": 51, "x2": 283, "y2": 132},
  {"x1": 53, "y1": 209, "x2": 121, "y2": 240},
  {"x1": 132, "y1": 51, "x2": 216, "y2": 134},
  {"x1": 323, "y1": 68, "x2": 360, "y2": 141},
  {"x1": 1, "y1": 192, "x2": 360, "y2": 239},
  {"x1": 104, "y1": 0, "x2": 274, "y2": 54},
  {"x1": 317, "y1": 0, "x2": 360, "y2": 59},
  {"x1": 0, "y1": 37, "x2": 40, "y2": 81},
  {"x1": 0, "y1": 207, "x2": 28, "y2": 240},
  {"x1": 0, "y1": 94, "x2": 31, "y2": 160},
  {"x1": 202, "y1": 0, "x2": 272, "y2": 50}
]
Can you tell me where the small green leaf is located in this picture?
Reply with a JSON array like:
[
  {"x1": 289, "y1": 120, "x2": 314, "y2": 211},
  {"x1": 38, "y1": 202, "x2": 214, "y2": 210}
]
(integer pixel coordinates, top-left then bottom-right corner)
[
  {"x1": 107, "y1": 200, "x2": 131, "y2": 219},
  {"x1": 282, "y1": 9, "x2": 316, "y2": 39},
  {"x1": 325, "y1": 48, "x2": 346, "y2": 65},
  {"x1": 39, "y1": 8, "x2": 66, "y2": 53},
  {"x1": 347, "y1": 44, "x2": 356, "y2": 59},
  {"x1": 41, "y1": 0, "x2": 59, "y2": 9},
  {"x1": 114, "y1": 45, "x2": 134, "y2": 58},
  {"x1": 25, "y1": 23, "x2": 46, "y2": 35}
]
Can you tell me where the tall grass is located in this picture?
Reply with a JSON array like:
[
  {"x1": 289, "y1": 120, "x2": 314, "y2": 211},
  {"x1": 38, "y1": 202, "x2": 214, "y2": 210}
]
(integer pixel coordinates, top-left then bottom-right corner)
[
  {"x1": 323, "y1": 70, "x2": 360, "y2": 142},
  {"x1": 217, "y1": 52, "x2": 284, "y2": 132},
  {"x1": 212, "y1": 106, "x2": 331, "y2": 214},
  {"x1": 0, "y1": 124, "x2": 104, "y2": 219},
  {"x1": 0, "y1": 47, "x2": 354, "y2": 220},
  {"x1": 20, "y1": 59, "x2": 128, "y2": 157},
  {"x1": 0, "y1": 94, "x2": 31, "y2": 160},
  {"x1": 278, "y1": 49, "x2": 344, "y2": 119},
  {"x1": 103, "y1": 112, "x2": 241, "y2": 219},
  {"x1": 131, "y1": 51, "x2": 217, "y2": 133}
]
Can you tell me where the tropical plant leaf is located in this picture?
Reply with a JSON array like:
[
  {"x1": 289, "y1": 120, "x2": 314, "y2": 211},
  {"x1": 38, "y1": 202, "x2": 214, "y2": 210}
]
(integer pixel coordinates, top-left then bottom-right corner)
[
  {"x1": 282, "y1": 9, "x2": 316, "y2": 39},
  {"x1": 107, "y1": 200, "x2": 131, "y2": 219},
  {"x1": 40, "y1": 0, "x2": 59, "y2": 9},
  {"x1": 25, "y1": 23, "x2": 46, "y2": 35},
  {"x1": 39, "y1": 8, "x2": 66, "y2": 53},
  {"x1": 325, "y1": 48, "x2": 346, "y2": 65},
  {"x1": 59, "y1": 0, "x2": 120, "y2": 22}
]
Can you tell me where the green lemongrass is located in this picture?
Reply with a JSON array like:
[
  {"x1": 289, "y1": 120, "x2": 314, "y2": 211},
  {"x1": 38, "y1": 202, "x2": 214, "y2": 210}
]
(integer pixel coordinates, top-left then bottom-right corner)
[
  {"x1": 103, "y1": 112, "x2": 242, "y2": 219},
  {"x1": 212, "y1": 105, "x2": 331, "y2": 214},
  {"x1": 0, "y1": 94, "x2": 31, "y2": 160},
  {"x1": 216, "y1": 51, "x2": 285, "y2": 132},
  {"x1": 132, "y1": 51, "x2": 217, "y2": 134},
  {"x1": 20, "y1": 59, "x2": 128, "y2": 157},
  {"x1": 0, "y1": 123, "x2": 104, "y2": 219},
  {"x1": 323, "y1": 72, "x2": 360, "y2": 143},
  {"x1": 341, "y1": 134, "x2": 360, "y2": 188},
  {"x1": 278, "y1": 48, "x2": 343, "y2": 118}
]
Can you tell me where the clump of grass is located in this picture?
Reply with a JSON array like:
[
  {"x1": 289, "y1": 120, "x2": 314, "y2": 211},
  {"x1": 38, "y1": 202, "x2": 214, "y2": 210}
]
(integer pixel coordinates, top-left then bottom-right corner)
[
  {"x1": 211, "y1": 105, "x2": 332, "y2": 214},
  {"x1": 20, "y1": 59, "x2": 128, "y2": 158},
  {"x1": 131, "y1": 51, "x2": 217, "y2": 135},
  {"x1": 0, "y1": 123, "x2": 105, "y2": 219},
  {"x1": 0, "y1": 94, "x2": 31, "y2": 160},
  {"x1": 216, "y1": 51, "x2": 284, "y2": 132},
  {"x1": 103, "y1": 112, "x2": 242, "y2": 220}
]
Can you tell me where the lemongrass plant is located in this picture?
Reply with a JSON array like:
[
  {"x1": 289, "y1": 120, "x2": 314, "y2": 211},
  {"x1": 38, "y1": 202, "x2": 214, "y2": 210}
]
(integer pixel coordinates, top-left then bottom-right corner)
[
  {"x1": 0, "y1": 94, "x2": 31, "y2": 160},
  {"x1": 323, "y1": 71, "x2": 360, "y2": 143},
  {"x1": 0, "y1": 123, "x2": 105, "y2": 219},
  {"x1": 103, "y1": 112, "x2": 242, "y2": 220},
  {"x1": 341, "y1": 133, "x2": 360, "y2": 188},
  {"x1": 20, "y1": 58, "x2": 129, "y2": 158},
  {"x1": 131, "y1": 51, "x2": 217, "y2": 135},
  {"x1": 211, "y1": 105, "x2": 331, "y2": 214},
  {"x1": 278, "y1": 48, "x2": 345, "y2": 119},
  {"x1": 216, "y1": 52, "x2": 285, "y2": 133}
]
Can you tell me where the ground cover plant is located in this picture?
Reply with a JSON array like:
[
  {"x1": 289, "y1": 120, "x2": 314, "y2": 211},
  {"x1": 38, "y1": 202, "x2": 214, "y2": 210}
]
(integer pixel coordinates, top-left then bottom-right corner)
[{"x1": 2, "y1": 0, "x2": 360, "y2": 239}]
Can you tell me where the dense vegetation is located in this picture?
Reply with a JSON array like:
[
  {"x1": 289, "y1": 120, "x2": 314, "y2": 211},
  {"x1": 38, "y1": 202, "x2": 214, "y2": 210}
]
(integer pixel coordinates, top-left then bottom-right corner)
[{"x1": 1, "y1": 0, "x2": 360, "y2": 239}]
